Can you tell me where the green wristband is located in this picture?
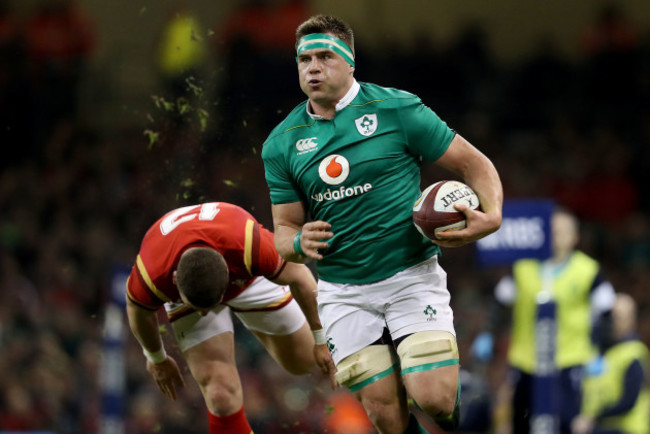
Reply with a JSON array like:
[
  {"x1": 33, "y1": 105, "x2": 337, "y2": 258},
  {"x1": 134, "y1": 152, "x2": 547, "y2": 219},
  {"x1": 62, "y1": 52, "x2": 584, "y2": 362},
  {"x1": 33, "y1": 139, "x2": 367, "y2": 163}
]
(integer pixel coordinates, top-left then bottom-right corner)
[{"x1": 293, "y1": 231, "x2": 305, "y2": 256}]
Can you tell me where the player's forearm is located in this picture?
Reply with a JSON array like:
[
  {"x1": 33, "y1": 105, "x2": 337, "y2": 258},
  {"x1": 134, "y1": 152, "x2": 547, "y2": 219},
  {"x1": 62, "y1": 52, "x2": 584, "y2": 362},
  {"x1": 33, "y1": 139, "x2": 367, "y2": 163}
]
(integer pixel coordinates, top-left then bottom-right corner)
[
  {"x1": 126, "y1": 301, "x2": 165, "y2": 353},
  {"x1": 271, "y1": 202, "x2": 309, "y2": 263},
  {"x1": 437, "y1": 135, "x2": 503, "y2": 229},
  {"x1": 466, "y1": 157, "x2": 502, "y2": 212},
  {"x1": 275, "y1": 224, "x2": 308, "y2": 263},
  {"x1": 289, "y1": 281, "x2": 323, "y2": 331},
  {"x1": 273, "y1": 262, "x2": 323, "y2": 332},
  {"x1": 463, "y1": 153, "x2": 503, "y2": 228}
]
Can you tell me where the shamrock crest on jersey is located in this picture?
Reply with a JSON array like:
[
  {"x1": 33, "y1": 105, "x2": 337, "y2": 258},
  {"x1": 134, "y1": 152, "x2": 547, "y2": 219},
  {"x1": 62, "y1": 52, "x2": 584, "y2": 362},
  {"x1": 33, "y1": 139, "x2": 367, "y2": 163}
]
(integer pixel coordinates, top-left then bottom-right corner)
[{"x1": 355, "y1": 113, "x2": 377, "y2": 136}]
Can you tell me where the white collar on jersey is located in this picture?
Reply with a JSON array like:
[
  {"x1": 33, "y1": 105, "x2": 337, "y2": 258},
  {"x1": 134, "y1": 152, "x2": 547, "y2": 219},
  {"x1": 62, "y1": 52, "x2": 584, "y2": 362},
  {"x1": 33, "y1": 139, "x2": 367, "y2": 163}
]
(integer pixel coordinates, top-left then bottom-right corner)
[{"x1": 306, "y1": 79, "x2": 360, "y2": 120}]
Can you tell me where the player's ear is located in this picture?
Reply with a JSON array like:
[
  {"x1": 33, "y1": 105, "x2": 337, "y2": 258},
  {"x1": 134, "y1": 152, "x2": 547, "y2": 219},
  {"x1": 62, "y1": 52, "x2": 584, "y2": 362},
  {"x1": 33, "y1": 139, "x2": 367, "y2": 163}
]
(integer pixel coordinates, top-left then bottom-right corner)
[{"x1": 172, "y1": 270, "x2": 177, "y2": 285}]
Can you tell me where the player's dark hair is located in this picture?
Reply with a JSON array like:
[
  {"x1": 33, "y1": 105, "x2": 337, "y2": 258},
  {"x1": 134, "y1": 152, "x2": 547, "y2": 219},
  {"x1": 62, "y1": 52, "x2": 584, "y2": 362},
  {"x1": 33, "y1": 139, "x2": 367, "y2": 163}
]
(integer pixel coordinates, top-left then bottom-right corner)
[
  {"x1": 296, "y1": 15, "x2": 355, "y2": 56},
  {"x1": 176, "y1": 247, "x2": 228, "y2": 309}
]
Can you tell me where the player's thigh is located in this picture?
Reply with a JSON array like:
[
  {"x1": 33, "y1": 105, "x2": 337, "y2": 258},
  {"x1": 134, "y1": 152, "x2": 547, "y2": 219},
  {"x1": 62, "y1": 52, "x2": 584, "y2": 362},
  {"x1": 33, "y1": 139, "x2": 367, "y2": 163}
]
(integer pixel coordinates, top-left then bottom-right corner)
[
  {"x1": 233, "y1": 292, "x2": 313, "y2": 373},
  {"x1": 402, "y1": 364, "x2": 459, "y2": 411},
  {"x1": 317, "y1": 280, "x2": 387, "y2": 365},
  {"x1": 353, "y1": 369, "x2": 410, "y2": 431},
  {"x1": 397, "y1": 331, "x2": 460, "y2": 412},
  {"x1": 166, "y1": 303, "x2": 241, "y2": 388},
  {"x1": 183, "y1": 332, "x2": 245, "y2": 414},
  {"x1": 183, "y1": 331, "x2": 239, "y2": 386},
  {"x1": 248, "y1": 320, "x2": 314, "y2": 374},
  {"x1": 383, "y1": 256, "x2": 455, "y2": 339},
  {"x1": 166, "y1": 302, "x2": 234, "y2": 352},
  {"x1": 171, "y1": 306, "x2": 236, "y2": 376},
  {"x1": 229, "y1": 277, "x2": 306, "y2": 337},
  {"x1": 335, "y1": 344, "x2": 409, "y2": 431}
]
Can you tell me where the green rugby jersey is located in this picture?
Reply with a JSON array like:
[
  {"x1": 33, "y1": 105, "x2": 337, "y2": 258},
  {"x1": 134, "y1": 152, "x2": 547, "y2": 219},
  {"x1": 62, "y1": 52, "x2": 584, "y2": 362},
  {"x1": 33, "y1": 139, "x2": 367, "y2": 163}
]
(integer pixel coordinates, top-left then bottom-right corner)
[{"x1": 262, "y1": 81, "x2": 455, "y2": 283}]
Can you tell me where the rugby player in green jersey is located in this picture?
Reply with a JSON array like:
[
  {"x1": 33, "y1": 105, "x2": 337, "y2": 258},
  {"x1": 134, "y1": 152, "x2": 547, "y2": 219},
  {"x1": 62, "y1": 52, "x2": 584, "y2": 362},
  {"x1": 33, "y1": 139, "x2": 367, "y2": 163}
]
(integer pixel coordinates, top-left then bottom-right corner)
[{"x1": 262, "y1": 15, "x2": 503, "y2": 433}]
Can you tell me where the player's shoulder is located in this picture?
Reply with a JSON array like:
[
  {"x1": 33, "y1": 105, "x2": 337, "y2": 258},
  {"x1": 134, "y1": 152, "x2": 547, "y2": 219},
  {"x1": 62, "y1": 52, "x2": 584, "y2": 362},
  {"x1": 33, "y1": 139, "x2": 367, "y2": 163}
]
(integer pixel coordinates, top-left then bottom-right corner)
[
  {"x1": 356, "y1": 81, "x2": 422, "y2": 107},
  {"x1": 263, "y1": 100, "x2": 312, "y2": 150}
]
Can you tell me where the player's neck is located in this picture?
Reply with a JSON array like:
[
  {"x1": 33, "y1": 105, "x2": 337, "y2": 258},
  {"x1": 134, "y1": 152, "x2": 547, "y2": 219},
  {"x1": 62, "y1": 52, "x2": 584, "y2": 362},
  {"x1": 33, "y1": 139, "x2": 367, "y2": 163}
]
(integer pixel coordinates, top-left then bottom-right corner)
[
  {"x1": 307, "y1": 79, "x2": 356, "y2": 120},
  {"x1": 308, "y1": 99, "x2": 337, "y2": 119}
]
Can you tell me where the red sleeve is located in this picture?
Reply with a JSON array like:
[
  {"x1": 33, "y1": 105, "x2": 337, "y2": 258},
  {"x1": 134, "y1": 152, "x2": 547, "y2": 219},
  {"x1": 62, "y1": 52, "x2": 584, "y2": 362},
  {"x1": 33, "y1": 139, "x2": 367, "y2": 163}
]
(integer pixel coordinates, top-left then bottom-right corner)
[
  {"x1": 125, "y1": 262, "x2": 165, "y2": 311},
  {"x1": 246, "y1": 222, "x2": 285, "y2": 279}
]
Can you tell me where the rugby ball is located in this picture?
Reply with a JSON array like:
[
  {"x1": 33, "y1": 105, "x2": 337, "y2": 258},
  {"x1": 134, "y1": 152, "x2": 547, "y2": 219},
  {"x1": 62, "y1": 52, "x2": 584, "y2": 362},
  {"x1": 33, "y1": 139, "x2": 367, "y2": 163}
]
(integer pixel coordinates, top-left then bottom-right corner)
[{"x1": 412, "y1": 180, "x2": 480, "y2": 240}]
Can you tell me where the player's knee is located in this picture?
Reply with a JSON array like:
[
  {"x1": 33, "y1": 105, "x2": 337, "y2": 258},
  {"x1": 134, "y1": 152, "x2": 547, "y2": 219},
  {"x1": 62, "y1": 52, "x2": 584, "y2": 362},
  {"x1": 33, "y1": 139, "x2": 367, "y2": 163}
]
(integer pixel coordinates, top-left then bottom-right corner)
[
  {"x1": 360, "y1": 395, "x2": 401, "y2": 427},
  {"x1": 415, "y1": 384, "x2": 457, "y2": 417},
  {"x1": 198, "y1": 373, "x2": 242, "y2": 414},
  {"x1": 334, "y1": 345, "x2": 399, "y2": 391}
]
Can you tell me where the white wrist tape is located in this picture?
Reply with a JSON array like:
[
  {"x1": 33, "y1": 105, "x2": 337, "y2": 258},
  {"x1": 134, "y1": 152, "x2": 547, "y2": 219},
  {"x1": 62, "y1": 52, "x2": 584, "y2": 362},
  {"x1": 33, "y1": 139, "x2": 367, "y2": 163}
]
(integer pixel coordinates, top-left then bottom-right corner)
[
  {"x1": 143, "y1": 347, "x2": 167, "y2": 364},
  {"x1": 312, "y1": 329, "x2": 326, "y2": 346}
]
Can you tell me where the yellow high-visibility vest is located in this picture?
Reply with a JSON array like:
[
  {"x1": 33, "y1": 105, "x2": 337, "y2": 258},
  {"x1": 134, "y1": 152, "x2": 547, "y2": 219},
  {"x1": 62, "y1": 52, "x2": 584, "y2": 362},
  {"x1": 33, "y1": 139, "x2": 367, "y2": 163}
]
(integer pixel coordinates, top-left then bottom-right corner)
[
  {"x1": 582, "y1": 340, "x2": 650, "y2": 434},
  {"x1": 508, "y1": 251, "x2": 599, "y2": 373}
]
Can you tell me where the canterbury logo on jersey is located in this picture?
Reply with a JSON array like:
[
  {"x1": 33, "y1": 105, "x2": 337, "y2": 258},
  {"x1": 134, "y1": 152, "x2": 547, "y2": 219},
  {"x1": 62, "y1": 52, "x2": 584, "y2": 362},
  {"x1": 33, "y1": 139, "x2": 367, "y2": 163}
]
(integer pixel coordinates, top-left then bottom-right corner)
[
  {"x1": 296, "y1": 137, "x2": 318, "y2": 155},
  {"x1": 311, "y1": 154, "x2": 373, "y2": 202}
]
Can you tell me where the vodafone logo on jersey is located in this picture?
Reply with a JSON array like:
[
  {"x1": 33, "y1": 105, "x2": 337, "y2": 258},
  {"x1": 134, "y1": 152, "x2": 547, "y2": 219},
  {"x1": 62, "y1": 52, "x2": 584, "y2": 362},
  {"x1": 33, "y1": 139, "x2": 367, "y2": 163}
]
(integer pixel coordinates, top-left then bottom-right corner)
[
  {"x1": 318, "y1": 155, "x2": 350, "y2": 185},
  {"x1": 311, "y1": 154, "x2": 373, "y2": 203}
]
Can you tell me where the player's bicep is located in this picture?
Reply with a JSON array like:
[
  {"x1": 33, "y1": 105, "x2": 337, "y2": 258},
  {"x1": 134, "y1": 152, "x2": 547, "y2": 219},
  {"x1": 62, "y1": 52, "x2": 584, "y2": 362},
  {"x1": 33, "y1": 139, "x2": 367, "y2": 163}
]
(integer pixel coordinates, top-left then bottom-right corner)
[
  {"x1": 126, "y1": 267, "x2": 164, "y2": 311},
  {"x1": 271, "y1": 202, "x2": 306, "y2": 231},
  {"x1": 435, "y1": 134, "x2": 485, "y2": 178},
  {"x1": 255, "y1": 224, "x2": 288, "y2": 278}
]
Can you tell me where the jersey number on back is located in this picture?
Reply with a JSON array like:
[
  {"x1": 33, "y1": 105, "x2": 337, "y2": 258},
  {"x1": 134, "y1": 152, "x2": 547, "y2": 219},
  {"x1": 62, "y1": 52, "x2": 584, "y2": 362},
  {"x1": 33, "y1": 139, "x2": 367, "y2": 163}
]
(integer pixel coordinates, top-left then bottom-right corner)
[{"x1": 159, "y1": 203, "x2": 221, "y2": 235}]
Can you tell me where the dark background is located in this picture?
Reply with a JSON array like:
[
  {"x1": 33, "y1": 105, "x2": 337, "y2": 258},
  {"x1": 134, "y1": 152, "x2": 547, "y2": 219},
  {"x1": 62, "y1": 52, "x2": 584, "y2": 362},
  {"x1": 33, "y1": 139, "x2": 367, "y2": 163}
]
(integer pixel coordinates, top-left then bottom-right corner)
[{"x1": 1, "y1": 0, "x2": 649, "y2": 432}]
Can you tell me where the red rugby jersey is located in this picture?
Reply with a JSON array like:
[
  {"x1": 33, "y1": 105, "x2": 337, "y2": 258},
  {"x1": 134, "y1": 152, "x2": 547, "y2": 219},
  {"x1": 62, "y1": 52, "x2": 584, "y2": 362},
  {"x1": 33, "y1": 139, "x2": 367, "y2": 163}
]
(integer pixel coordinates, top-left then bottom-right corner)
[{"x1": 126, "y1": 202, "x2": 286, "y2": 311}]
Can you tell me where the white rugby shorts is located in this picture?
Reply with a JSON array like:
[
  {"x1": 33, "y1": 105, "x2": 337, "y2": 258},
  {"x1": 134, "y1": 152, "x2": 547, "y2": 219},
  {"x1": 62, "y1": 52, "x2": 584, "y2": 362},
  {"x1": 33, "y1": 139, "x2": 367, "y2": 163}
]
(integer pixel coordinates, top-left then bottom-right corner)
[
  {"x1": 165, "y1": 277, "x2": 306, "y2": 352},
  {"x1": 317, "y1": 255, "x2": 456, "y2": 365}
]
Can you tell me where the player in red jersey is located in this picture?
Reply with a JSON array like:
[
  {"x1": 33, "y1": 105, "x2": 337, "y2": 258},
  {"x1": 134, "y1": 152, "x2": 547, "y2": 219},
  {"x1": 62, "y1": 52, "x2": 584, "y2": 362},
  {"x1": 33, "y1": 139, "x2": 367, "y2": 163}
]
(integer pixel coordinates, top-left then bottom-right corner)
[{"x1": 125, "y1": 202, "x2": 335, "y2": 433}]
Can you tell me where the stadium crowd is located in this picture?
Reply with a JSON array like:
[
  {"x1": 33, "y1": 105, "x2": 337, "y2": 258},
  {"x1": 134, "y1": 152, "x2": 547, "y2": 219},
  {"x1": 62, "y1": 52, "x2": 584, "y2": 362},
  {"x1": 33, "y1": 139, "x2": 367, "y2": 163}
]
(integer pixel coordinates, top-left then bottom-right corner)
[{"x1": 0, "y1": 1, "x2": 649, "y2": 432}]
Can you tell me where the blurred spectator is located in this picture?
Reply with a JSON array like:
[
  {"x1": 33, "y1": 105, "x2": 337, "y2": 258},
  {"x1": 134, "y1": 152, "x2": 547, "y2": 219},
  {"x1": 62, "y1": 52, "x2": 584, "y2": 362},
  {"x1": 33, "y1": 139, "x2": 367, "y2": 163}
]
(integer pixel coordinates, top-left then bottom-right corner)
[
  {"x1": 23, "y1": 0, "x2": 95, "y2": 153},
  {"x1": 580, "y1": 4, "x2": 638, "y2": 56},
  {"x1": 215, "y1": 0, "x2": 309, "y2": 141},
  {"x1": 551, "y1": 126, "x2": 639, "y2": 226},
  {"x1": 470, "y1": 209, "x2": 616, "y2": 433},
  {"x1": 573, "y1": 293, "x2": 650, "y2": 434},
  {"x1": 0, "y1": 382, "x2": 42, "y2": 431},
  {"x1": 0, "y1": 0, "x2": 27, "y2": 165},
  {"x1": 579, "y1": 4, "x2": 640, "y2": 125}
]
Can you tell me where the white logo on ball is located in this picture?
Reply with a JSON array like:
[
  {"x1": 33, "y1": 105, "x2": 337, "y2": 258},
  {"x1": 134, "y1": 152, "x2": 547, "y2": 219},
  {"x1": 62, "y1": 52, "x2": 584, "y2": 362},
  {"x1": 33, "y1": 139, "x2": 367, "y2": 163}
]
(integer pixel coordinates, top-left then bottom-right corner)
[{"x1": 318, "y1": 155, "x2": 350, "y2": 185}]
